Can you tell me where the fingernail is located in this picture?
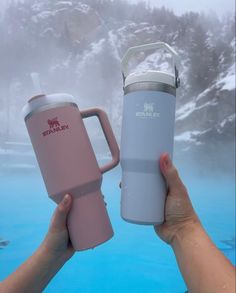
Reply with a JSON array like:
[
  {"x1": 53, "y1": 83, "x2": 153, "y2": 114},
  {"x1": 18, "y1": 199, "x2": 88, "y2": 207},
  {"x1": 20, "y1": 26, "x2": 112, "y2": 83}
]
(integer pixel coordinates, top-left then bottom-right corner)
[
  {"x1": 163, "y1": 153, "x2": 172, "y2": 170},
  {"x1": 62, "y1": 194, "x2": 70, "y2": 206}
]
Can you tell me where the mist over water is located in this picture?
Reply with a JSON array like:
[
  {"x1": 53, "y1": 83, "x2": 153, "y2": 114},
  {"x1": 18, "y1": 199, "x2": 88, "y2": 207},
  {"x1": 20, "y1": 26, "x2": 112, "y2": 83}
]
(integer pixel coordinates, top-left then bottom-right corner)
[
  {"x1": 0, "y1": 3, "x2": 235, "y2": 292},
  {"x1": 0, "y1": 1, "x2": 235, "y2": 176}
]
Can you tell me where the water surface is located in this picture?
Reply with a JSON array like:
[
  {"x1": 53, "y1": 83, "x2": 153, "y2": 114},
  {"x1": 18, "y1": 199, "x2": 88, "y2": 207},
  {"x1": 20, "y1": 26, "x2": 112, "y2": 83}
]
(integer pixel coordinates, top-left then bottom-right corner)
[{"x1": 0, "y1": 167, "x2": 235, "y2": 292}]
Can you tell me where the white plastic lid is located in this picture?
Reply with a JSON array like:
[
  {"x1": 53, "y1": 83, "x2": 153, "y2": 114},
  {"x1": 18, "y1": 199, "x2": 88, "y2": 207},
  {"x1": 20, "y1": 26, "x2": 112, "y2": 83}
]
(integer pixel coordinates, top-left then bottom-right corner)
[
  {"x1": 124, "y1": 70, "x2": 175, "y2": 88},
  {"x1": 22, "y1": 93, "x2": 75, "y2": 119}
]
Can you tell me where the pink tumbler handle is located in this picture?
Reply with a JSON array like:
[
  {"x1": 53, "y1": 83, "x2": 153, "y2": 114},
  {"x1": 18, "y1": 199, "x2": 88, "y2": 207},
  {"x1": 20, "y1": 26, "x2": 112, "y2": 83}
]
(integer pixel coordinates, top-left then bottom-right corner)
[{"x1": 81, "y1": 108, "x2": 120, "y2": 174}]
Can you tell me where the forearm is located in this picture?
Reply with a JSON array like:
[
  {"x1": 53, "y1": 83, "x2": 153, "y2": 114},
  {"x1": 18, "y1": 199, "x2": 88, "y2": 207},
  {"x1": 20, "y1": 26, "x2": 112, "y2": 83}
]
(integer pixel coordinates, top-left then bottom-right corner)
[
  {"x1": 0, "y1": 246, "x2": 68, "y2": 293},
  {"x1": 171, "y1": 222, "x2": 235, "y2": 293}
]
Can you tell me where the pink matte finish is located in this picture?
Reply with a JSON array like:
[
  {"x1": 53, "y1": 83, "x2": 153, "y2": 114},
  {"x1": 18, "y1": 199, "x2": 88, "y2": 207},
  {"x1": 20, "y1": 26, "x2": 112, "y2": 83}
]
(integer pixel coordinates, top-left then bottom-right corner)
[
  {"x1": 25, "y1": 98, "x2": 119, "y2": 251},
  {"x1": 68, "y1": 191, "x2": 113, "y2": 251},
  {"x1": 81, "y1": 108, "x2": 120, "y2": 173}
]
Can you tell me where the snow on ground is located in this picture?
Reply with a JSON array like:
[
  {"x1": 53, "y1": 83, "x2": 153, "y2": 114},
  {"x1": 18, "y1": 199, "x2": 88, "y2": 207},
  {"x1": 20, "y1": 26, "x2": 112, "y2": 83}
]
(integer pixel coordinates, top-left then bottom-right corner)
[
  {"x1": 31, "y1": 2, "x2": 90, "y2": 24},
  {"x1": 55, "y1": 1, "x2": 73, "y2": 7},
  {"x1": 31, "y1": 3, "x2": 45, "y2": 12},
  {"x1": 41, "y1": 27, "x2": 57, "y2": 38},
  {"x1": 108, "y1": 30, "x2": 121, "y2": 61},
  {"x1": 31, "y1": 10, "x2": 54, "y2": 23},
  {"x1": 74, "y1": 3, "x2": 90, "y2": 14},
  {"x1": 176, "y1": 100, "x2": 195, "y2": 119},
  {"x1": 133, "y1": 24, "x2": 156, "y2": 35},
  {"x1": 216, "y1": 64, "x2": 235, "y2": 91},
  {"x1": 220, "y1": 113, "x2": 236, "y2": 128},
  {"x1": 135, "y1": 51, "x2": 173, "y2": 74},
  {"x1": 196, "y1": 86, "x2": 214, "y2": 101},
  {"x1": 174, "y1": 129, "x2": 213, "y2": 145},
  {"x1": 174, "y1": 130, "x2": 202, "y2": 143},
  {"x1": 177, "y1": 61, "x2": 235, "y2": 121},
  {"x1": 176, "y1": 96, "x2": 218, "y2": 121},
  {"x1": 76, "y1": 39, "x2": 106, "y2": 76}
]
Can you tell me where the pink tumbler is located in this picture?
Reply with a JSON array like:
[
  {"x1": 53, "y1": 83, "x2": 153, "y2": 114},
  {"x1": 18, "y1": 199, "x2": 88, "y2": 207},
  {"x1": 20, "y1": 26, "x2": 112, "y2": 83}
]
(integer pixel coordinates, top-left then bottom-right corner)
[{"x1": 22, "y1": 93, "x2": 120, "y2": 251}]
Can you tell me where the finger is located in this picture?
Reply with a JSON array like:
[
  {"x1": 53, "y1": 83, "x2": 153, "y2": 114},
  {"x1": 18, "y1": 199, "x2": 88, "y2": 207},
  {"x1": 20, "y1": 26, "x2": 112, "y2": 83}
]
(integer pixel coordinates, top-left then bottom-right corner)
[
  {"x1": 159, "y1": 153, "x2": 186, "y2": 193},
  {"x1": 50, "y1": 194, "x2": 72, "y2": 231}
]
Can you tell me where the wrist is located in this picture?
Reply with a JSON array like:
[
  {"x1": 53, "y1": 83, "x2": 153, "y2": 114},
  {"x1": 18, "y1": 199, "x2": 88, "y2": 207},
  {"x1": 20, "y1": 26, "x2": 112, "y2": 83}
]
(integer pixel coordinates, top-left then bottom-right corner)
[
  {"x1": 37, "y1": 244, "x2": 69, "y2": 266},
  {"x1": 170, "y1": 218, "x2": 203, "y2": 249}
]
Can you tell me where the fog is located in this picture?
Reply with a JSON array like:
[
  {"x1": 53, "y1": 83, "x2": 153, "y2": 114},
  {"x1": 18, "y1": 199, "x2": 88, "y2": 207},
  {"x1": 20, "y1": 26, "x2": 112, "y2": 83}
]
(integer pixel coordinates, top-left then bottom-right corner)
[
  {"x1": 0, "y1": 0, "x2": 235, "y2": 176},
  {"x1": 128, "y1": 0, "x2": 235, "y2": 16}
]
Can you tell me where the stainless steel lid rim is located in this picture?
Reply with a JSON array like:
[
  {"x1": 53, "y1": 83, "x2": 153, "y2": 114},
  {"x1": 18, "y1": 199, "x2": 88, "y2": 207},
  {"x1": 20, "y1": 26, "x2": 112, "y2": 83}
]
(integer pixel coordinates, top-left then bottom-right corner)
[
  {"x1": 124, "y1": 81, "x2": 176, "y2": 96},
  {"x1": 24, "y1": 102, "x2": 78, "y2": 121},
  {"x1": 22, "y1": 93, "x2": 75, "y2": 120}
]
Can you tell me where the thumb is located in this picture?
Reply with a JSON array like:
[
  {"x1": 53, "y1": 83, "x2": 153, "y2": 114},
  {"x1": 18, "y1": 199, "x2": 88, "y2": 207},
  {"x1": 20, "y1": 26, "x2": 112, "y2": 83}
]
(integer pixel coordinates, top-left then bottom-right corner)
[
  {"x1": 159, "y1": 153, "x2": 186, "y2": 193},
  {"x1": 50, "y1": 194, "x2": 73, "y2": 232}
]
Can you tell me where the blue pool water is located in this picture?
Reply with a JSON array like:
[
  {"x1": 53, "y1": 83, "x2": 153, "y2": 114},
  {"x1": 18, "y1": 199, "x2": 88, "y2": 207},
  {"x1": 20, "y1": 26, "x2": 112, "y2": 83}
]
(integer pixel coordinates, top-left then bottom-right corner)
[{"x1": 0, "y1": 167, "x2": 235, "y2": 293}]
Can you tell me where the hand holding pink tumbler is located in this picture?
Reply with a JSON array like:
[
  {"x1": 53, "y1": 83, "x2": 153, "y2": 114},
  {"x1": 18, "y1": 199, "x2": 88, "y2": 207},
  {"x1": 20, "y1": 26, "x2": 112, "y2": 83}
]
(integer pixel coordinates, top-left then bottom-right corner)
[{"x1": 22, "y1": 93, "x2": 120, "y2": 251}]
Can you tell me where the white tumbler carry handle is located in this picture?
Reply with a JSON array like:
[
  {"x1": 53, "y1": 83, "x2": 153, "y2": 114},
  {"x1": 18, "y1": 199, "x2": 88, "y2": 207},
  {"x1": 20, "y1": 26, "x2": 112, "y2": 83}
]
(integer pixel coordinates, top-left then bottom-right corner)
[{"x1": 121, "y1": 42, "x2": 181, "y2": 88}]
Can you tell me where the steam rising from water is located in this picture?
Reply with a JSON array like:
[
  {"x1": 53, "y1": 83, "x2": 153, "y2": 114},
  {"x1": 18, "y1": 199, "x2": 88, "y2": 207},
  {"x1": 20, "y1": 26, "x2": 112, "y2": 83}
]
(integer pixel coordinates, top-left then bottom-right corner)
[{"x1": 0, "y1": 0, "x2": 235, "y2": 176}]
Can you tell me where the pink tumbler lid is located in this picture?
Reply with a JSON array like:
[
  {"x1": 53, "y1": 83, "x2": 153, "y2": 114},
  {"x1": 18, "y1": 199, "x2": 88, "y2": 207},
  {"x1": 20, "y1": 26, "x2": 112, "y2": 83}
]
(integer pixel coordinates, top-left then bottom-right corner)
[{"x1": 22, "y1": 93, "x2": 76, "y2": 121}]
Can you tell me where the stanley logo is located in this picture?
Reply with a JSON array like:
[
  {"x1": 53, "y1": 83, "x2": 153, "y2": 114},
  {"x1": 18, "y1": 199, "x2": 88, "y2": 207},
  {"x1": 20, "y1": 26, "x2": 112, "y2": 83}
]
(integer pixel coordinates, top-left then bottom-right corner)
[
  {"x1": 136, "y1": 103, "x2": 160, "y2": 118},
  {"x1": 42, "y1": 117, "x2": 69, "y2": 137},
  {"x1": 48, "y1": 117, "x2": 60, "y2": 128}
]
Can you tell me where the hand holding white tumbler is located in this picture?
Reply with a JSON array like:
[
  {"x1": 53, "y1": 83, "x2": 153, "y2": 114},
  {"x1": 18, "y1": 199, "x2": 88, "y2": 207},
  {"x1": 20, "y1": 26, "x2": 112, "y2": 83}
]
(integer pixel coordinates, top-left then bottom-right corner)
[{"x1": 120, "y1": 42, "x2": 181, "y2": 225}]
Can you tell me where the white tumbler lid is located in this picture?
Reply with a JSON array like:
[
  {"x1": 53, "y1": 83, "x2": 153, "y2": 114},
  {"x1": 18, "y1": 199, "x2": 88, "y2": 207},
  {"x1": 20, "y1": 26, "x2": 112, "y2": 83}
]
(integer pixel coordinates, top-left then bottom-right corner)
[
  {"x1": 125, "y1": 70, "x2": 175, "y2": 88},
  {"x1": 22, "y1": 93, "x2": 75, "y2": 119}
]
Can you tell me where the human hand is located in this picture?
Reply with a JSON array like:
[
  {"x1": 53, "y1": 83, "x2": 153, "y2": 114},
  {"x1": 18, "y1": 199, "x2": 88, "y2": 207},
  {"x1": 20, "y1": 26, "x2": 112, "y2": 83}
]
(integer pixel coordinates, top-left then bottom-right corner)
[
  {"x1": 40, "y1": 194, "x2": 75, "y2": 261},
  {"x1": 0, "y1": 194, "x2": 75, "y2": 293},
  {"x1": 154, "y1": 153, "x2": 201, "y2": 245}
]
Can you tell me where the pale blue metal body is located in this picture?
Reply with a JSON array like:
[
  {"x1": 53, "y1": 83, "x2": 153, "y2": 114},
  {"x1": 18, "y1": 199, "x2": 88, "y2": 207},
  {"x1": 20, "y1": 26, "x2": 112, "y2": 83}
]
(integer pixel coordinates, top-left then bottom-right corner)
[{"x1": 121, "y1": 89, "x2": 176, "y2": 224}]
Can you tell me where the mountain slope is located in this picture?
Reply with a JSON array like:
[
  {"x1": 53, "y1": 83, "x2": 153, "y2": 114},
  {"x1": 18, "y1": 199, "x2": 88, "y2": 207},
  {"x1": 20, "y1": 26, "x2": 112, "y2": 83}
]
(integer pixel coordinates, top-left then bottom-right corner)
[{"x1": 0, "y1": 0, "x2": 235, "y2": 171}]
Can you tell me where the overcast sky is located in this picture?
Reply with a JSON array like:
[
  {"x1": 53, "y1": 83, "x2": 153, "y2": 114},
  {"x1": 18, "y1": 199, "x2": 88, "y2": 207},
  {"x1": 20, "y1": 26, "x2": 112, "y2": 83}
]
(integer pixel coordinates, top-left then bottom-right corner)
[
  {"x1": 0, "y1": 0, "x2": 235, "y2": 16},
  {"x1": 129, "y1": 0, "x2": 235, "y2": 16}
]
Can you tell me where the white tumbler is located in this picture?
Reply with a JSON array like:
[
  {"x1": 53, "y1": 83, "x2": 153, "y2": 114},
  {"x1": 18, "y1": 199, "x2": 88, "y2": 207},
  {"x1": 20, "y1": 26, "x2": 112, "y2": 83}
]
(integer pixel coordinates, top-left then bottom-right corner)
[{"x1": 120, "y1": 42, "x2": 180, "y2": 225}]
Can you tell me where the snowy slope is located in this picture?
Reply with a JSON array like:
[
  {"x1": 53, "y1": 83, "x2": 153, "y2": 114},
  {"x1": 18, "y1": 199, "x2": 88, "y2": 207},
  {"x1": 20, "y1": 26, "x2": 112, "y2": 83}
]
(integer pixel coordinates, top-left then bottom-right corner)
[{"x1": 0, "y1": 0, "x2": 235, "y2": 163}]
